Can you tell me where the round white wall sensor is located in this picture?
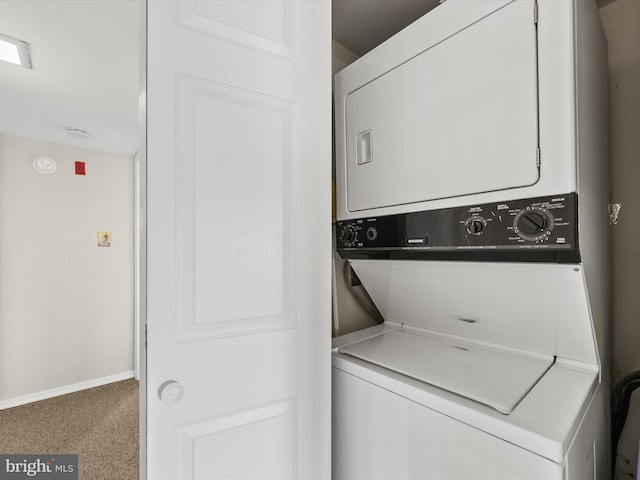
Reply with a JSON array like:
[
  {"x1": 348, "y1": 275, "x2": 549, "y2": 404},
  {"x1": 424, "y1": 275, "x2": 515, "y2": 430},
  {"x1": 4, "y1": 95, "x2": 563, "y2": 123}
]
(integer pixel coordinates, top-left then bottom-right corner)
[{"x1": 33, "y1": 156, "x2": 57, "y2": 174}]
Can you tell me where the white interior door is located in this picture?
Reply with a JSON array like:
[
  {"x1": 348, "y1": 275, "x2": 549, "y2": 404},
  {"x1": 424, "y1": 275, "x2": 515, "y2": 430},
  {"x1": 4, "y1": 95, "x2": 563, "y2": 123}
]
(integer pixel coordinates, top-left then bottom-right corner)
[{"x1": 146, "y1": 1, "x2": 331, "y2": 479}]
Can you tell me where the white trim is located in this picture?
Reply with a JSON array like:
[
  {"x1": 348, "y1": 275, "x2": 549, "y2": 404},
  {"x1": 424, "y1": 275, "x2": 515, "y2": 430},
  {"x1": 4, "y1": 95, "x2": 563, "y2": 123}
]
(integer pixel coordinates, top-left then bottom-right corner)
[
  {"x1": 0, "y1": 371, "x2": 135, "y2": 410},
  {"x1": 138, "y1": 1, "x2": 148, "y2": 478},
  {"x1": 134, "y1": 151, "x2": 142, "y2": 380}
]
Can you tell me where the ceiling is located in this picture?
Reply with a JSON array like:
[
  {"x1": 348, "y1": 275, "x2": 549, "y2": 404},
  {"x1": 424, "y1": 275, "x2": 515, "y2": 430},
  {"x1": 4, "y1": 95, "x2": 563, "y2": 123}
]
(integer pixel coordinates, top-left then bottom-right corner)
[
  {"x1": 0, "y1": 0, "x2": 446, "y2": 158},
  {"x1": 0, "y1": 0, "x2": 617, "y2": 157},
  {"x1": 0, "y1": 1, "x2": 141, "y2": 156}
]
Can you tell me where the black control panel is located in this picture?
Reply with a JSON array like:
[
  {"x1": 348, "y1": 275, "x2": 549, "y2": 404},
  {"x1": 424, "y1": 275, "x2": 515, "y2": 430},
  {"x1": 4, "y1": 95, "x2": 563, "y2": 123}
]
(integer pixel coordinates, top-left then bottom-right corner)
[{"x1": 337, "y1": 193, "x2": 579, "y2": 263}]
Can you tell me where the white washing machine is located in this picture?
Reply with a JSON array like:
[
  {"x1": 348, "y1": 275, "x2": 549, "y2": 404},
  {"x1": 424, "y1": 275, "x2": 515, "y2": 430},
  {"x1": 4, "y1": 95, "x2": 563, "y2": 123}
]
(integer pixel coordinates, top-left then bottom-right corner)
[{"x1": 332, "y1": 1, "x2": 610, "y2": 479}]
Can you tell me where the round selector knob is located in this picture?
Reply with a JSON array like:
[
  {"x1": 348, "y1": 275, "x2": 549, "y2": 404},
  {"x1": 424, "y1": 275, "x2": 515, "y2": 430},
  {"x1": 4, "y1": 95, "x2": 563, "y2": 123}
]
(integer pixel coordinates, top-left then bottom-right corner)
[
  {"x1": 340, "y1": 225, "x2": 358, "y2": 247},
  {"x1": 465, "y1": 216, "x2": 486, "y2": 236},
  {"x1": 519, "y1": 211, "x2": 548, "y2": 235},
  {"x1": 467, "y1": 220, "x2": 484, "y2": 235},
  {"x1": 513, "y1": 207, "x2": 555, "y2": 241}
]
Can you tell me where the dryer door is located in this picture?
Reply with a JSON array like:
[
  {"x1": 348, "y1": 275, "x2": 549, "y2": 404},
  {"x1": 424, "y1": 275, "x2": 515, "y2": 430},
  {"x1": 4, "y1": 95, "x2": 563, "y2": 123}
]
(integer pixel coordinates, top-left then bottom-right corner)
[{"x1": 344, "y1": 0, "x2": 539, "y2": 212}]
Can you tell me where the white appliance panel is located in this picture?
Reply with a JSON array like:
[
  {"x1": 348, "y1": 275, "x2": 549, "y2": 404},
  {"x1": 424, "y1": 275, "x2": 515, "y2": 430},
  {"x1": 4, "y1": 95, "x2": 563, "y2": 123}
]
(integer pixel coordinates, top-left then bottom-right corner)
[
  {"x1": 332, "y1": 367, "x2": 564, "y2": 480},
  {"x1": 344, "y1": 0, "x2": 538, "y2": 212},
  {"x1": 339, "y1": 328, "x2": 553, "y2": 414},
  {"x1": 335, "y1": 0, "x2": 578, "y2": 222},
  {"x1": 334, "y1": 338, "x2": 599, "y2": 464},
  {"x1": 349, "y1": 260, "x2": 598, "y2": 364}
]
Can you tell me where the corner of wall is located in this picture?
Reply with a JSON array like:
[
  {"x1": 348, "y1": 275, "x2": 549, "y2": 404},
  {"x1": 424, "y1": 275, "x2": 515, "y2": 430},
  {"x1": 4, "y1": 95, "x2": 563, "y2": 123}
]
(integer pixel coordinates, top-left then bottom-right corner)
[{"x1": 332, "y1": 40, "x2": 359, "y2": 74}]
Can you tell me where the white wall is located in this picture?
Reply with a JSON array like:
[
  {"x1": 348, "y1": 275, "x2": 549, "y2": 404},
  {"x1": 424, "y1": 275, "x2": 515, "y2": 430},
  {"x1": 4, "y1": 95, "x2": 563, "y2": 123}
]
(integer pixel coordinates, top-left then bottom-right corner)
[
  {"x1": 601, "y1": 0, "x2": 640, "y2": 384},
  {"x1": 601, "y1": 0, "x2": 640, "y2": 477},
  {"x1": 600, "y1": 1, "x2": 640, "y2": 477},
  {"x1": 0, "y1": 133, "x2": 134, "y2": 407}
]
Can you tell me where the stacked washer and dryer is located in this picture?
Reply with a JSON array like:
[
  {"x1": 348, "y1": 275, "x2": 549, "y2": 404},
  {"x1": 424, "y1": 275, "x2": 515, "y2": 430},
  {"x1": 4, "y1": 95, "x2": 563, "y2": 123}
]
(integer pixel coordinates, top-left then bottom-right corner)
[{"x1": 332, "y1": 0, "x2": 610, "y2": 479}]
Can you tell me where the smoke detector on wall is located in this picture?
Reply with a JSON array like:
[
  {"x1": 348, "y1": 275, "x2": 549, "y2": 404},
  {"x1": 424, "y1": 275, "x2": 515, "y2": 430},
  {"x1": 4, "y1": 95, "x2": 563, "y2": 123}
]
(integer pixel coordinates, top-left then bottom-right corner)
[{"x1": 33, "y1": 156, "x2": 57, "y2": 174}]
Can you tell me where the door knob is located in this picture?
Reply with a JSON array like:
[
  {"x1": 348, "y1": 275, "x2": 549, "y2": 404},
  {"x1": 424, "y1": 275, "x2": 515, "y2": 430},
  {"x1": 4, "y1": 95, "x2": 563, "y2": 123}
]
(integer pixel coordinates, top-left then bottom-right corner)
[{"x1": 158, "y1": 380, "x2": 184, "y2": 405}]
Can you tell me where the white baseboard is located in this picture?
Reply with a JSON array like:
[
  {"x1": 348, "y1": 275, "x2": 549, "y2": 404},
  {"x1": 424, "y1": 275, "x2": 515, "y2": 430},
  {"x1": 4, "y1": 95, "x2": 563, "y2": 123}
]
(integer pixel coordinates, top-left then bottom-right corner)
[{"x1": 0, "y1": 371, "x2": 136, "y2": 410}]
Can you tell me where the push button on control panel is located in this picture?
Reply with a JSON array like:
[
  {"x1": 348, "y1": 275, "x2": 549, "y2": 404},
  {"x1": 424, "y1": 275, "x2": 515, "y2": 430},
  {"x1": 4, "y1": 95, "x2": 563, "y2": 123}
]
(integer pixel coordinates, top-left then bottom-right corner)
[{"x1": 406, "y1": 236, "x2": 427, "y2": 246}]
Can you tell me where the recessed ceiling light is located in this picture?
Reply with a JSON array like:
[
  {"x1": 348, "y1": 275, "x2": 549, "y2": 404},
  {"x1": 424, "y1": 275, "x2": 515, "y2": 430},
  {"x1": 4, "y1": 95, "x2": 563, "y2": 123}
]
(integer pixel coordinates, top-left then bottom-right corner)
[
  {"x1": 0, "y1": 34, "x2": 32, "y2": 69},
  {"x1": 66, "y1": 128, "x2": 90, "y2": 140}
]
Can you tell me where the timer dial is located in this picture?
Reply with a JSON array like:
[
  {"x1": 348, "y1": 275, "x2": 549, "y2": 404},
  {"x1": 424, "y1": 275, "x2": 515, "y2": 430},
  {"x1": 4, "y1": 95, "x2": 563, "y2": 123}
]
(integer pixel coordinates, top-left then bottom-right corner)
[
  {"x1": 340, "y1": 225, "x2": 358, "y2": 247},
  {"x1": 513, "y1": 207, "x2": 554, "y2": 241}
]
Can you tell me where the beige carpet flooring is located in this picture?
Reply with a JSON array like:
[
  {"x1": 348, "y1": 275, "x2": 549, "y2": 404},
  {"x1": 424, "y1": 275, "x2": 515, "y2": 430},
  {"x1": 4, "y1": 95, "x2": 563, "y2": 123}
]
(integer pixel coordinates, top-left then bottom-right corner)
[{"x1": 0, "y1": 379, "x2": 139, "y2": 480}]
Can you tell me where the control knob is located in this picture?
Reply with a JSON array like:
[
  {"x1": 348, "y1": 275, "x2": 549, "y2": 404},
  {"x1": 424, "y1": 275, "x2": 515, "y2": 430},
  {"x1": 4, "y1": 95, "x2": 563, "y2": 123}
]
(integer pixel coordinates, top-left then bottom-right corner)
[
  {"x1": 513, "y1": 207, "x2": 554, "y2": 241},
  {"x1": 467, "y1": 220, "x2": 484, "y2": 235},
  {"x1": 340, "y1": 225, "x2": 358, "y2": 247},
  {"x1": 465, "y1": 216, "x2": 486, "y2": 236}
]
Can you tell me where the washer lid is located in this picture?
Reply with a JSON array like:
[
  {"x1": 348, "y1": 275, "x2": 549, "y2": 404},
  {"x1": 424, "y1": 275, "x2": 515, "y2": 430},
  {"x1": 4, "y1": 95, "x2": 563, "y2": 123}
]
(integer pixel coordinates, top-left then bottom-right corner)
[
  {"x1": 348, "y1": 260, "x2": 598, "y2": 365},
  {"x1": 338, "y1": 327, "x2": 554, "y2": 415}
]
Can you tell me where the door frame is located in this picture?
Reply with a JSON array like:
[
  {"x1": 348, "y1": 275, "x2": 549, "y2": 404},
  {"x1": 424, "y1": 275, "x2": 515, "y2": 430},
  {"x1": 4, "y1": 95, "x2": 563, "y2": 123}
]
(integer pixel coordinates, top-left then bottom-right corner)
[{"x1": 136, "y1": 1, "x2": 147, "y2": 478}]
